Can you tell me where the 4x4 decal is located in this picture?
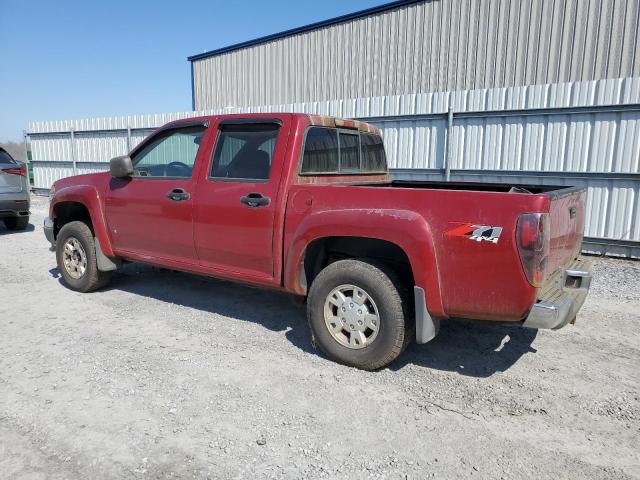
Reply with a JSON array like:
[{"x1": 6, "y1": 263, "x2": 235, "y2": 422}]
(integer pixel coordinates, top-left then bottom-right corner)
[{"x1": 446, "y1": 223, "x2": 503, "y2": 244}]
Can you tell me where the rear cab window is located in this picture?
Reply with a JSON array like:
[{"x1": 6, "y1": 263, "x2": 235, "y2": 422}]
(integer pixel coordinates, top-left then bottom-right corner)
[{"x1": 300, "y1": 127, "x2": 387, "y2": 175}]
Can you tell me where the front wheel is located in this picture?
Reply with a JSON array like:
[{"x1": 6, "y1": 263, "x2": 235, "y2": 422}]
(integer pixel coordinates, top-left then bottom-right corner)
[
  {"x1": 55, "y1": 221, "x2": 111, "y2": 292},
  {"x1": 307, "y1": 259, "x2": 411, "y2": 370}
]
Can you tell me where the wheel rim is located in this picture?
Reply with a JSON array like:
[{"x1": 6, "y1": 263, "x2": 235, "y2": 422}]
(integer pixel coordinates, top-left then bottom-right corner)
[
  {"x1": 62, "y1": 236, "x2": 88, "y2": 279},
  {"x1": 323, "y1": 284, "x2": 380, "y2": 349}
]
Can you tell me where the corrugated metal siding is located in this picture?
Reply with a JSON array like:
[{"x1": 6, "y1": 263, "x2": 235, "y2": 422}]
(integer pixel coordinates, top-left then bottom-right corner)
[
  {"x1": 28, "y1": 77, "x2": 640, "y2": 256},
  {"x1": 191, "y1": 0, "x2": 640, "y2": 110},
  {"x1": 28, "y1": 113, "x2": 207, "y2": 134},
  {"x1": 75, "y1": 131, "x2": 128, "y2": 162},
  {"x1": 448, "y1": 109, "x2": 640, "y2": 172},
  {"x1": 32, "y1": 161, "x2": 74, "y2": 190},
  {"x1": 31, "y1": 134, "x2": 73, "y2": 162},
  {"x1": 31, "y1": 161, "x2": 109, "y2": 189}
]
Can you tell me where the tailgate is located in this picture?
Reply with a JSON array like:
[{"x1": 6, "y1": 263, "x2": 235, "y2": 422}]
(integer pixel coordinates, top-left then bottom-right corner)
[{"x1": 546, "y1": 187, "x2": 587, "y2": 275}]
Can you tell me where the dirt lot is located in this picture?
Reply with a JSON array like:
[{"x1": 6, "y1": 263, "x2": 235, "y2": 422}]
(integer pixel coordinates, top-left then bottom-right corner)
[{"x1": 1, "y1": 195, "x2": 639, "y2": 479}]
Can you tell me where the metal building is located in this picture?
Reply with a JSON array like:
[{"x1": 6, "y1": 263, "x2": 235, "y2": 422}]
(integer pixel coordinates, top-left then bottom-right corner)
[
  {"x1": 28, "y1": 0, "x2": 640, "y2": 258},
  {"x1": 190, "y1": 0, "x2": 640, "y2": 110}
]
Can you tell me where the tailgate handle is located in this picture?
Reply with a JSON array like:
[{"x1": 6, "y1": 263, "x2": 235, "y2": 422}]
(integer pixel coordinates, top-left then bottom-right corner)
[{"x1": 569, "y1": 206, "x2": 577, "y2": 218}]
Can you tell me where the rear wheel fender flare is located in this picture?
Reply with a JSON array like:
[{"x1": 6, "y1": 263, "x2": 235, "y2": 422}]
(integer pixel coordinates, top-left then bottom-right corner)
[{"x1": 284, "y1": 208, "x2": 445, "y2": 317}]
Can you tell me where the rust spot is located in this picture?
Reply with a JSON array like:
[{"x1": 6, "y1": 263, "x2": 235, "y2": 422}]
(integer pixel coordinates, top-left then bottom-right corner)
[
  {"x1": 296, "y1": 174, "x2": 389, "y2": 185},
  {"x1": 308, "y1": 115, "x2": 381, "y2": 135}
]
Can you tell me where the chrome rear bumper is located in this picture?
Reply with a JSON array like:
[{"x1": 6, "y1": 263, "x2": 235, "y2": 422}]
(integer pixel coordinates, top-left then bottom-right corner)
[{"x1": 523, "y1": 259, "x2": 592, "y2": 330}]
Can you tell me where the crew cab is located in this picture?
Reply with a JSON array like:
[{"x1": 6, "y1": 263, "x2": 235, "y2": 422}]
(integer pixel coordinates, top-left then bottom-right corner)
[{"x1": 44, "y1": 113, "x2": 592, "y2": 370}]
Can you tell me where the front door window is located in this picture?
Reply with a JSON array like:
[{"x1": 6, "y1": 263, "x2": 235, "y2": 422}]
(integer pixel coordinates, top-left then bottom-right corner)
[{"x1": 132, "y1": 126, "x2": 206, "y2": 178}]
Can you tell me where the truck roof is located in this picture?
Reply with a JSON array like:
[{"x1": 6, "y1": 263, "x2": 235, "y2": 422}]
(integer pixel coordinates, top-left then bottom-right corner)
[{"x1": 166, "y1": 113, "x2": 381, "y2": 135}]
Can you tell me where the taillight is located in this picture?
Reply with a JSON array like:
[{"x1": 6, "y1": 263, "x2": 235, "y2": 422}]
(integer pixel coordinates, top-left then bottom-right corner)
[
  {"x1": 2, "y1": 164, "x2": 27, "y2": 176},
  {"x1": 516, "y1": 213, "x2": 550, "y2": 287}
]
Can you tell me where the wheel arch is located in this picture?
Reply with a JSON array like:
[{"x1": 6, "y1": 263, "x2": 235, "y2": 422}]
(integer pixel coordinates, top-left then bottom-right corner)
[
  {"x1": 302, "y1": 236, "x2": 414, "y2": 291},
  {"x1": 284, "y1": 208, "x2": 445, "y2": 318},
  {"x1": 53, "y1": 201, "x2": 92, "y2": 234},
  {"x1": 50, "y1": 185, "x2": 115, "y2": 257}
]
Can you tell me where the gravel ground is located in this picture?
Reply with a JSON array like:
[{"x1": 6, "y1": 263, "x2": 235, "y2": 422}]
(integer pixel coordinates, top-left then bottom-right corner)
[{"x1": 1, "y1": 195, "x2": 639, "y2": 479}]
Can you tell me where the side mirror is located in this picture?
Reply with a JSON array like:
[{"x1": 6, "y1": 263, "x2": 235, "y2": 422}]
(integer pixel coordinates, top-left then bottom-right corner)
[{"x1": 110, "y1": 155, "x2": 134, "y2": 178}]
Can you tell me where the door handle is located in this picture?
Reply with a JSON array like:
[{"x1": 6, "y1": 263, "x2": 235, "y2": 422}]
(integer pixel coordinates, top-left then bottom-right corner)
[
  {"x1": 240, "y1": 192, "x2": 271, "y2": 208},
  {"x1": 166, "y1": 188, "x2": 190, "y2": 202}
]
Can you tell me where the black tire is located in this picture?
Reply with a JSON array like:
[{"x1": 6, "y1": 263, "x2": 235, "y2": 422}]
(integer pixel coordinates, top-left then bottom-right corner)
[
  {"x1": 55, "y1": 221, "x2": 111, "y2": 292},
  {"x1": 3, "y1": 216, "x2": 29, "y2": 230},
  {"x1": 307, "y1": 259, "x2": 412, "y2": 370}
]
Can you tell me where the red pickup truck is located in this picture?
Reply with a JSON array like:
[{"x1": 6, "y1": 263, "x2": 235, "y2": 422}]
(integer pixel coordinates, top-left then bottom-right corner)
[{"x1": 45, "y1": 113, "x2": 592, "y2": 370}]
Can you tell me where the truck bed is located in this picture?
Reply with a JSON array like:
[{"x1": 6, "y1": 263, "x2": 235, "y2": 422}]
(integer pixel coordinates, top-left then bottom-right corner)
[
  {"x1": 382, "y1": 181, "x2": 588, "y2": 283},
  {"x1": 285, "y1": 180, "x2": 586, "y2": 322}
]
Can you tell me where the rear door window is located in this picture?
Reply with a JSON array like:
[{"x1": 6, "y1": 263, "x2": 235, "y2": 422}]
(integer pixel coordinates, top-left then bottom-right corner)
[{"x1": 210, "y1": 123, "x2": 281, "y2": 181}]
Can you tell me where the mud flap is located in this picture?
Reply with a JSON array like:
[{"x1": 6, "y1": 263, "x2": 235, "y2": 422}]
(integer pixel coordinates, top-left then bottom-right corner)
[
  {"x1": 414, "y1": 286, "x2": 440, "y2": 344},
  {"x1": 95, "y1": 237, "x2": 120, "y2": 272}
]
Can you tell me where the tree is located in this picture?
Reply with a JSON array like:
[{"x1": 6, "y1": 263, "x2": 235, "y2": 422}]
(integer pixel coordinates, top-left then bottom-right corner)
[{"x1": 0, "y1": 141, "x2": 29, "y2": 161}]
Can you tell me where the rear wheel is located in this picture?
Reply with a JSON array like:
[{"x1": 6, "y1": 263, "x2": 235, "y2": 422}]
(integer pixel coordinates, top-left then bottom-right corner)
[
  {"x1": 55, "y1": 221, "x2": 111, "y2": 292},
  {"x1": 3, "y1": 216, "x2": 29, "y2": 230},
  {"x1": 307, "y1": 259, "x2": 411, "y2": 370}
]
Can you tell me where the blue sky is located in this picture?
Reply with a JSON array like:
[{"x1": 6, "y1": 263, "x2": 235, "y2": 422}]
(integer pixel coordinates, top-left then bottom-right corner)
[{"x1": 0, "y1": 0, "x2": 387, "y2": 142}]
